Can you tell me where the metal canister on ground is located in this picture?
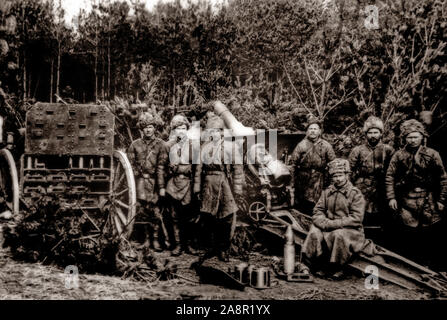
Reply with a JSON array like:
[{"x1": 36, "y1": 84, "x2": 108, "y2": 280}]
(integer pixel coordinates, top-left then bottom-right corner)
[
  {"x1": 250, "y1": 267, "x2": 271, "y2": 289},
  {"x1": 234, "y1": 262, "x2": 249, "y2": 284}
]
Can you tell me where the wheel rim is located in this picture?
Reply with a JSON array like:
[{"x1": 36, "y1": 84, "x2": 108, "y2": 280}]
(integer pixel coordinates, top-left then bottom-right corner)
[
  {"x1": 0, "y1": 149, "x2": 19, "y2": 215},
  {"x1": 109, "y1": 150, "x2": 136, "y2": 238},
  {"x1": 248, "y1": 201, "x2": 267, "y2": 222}
]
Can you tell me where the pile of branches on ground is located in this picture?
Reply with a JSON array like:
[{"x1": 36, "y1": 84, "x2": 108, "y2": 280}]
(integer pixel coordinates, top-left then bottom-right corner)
[
  {"x1": 2, "y1": 196, "x2": 119, "y2": 273},
  {"x1": 2, "y1": 196, "x2": 177, "y2": 280},
  {"x1": 116, "y1": 240, "x2": 177, "y2": 282}
]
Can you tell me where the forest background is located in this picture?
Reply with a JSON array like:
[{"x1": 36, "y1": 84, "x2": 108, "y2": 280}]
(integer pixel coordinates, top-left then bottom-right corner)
[{"x1": 0, "y1": 0, "x2": 446, "y2": 158}]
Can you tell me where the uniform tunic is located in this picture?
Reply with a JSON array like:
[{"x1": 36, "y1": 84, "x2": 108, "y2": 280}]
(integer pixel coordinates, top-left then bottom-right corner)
[
  {"x1": 290, "y1": 138, "x2": 336, "y2": 206},
  {"x1": 349, "y1": 142, "x2": 394, "y2": 216},
  {"x1": 160, "y1": 138, "x2": 194, "y2": 205},
  {"x1": 127, "y1": 137, "x2": 165, "y2": 203},
  {"x1": 301, "y1": 181, "x2": 369, "y2": 265},
  {"x1": 193, "y1": 139, "x2": 244, "y2": 219},
  {"x1": 385, "y1": 145, "x2": 447, "y2": 228}
]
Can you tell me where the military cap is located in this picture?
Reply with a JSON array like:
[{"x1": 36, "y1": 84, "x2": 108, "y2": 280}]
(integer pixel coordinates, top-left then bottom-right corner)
[
  {"x1": 363, "y1": 116, "x2": 384, "y2": 133},
  {"x1": 328, "y1": 158, "x2": 350, "y2": 175},
  {"x1": 400, "y1": 119, "x2": 427, "y2": 138}
]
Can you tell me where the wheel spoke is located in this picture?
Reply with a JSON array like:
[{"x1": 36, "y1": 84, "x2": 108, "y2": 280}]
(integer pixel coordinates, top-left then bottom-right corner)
[
  {"x1": 113, "y1": 159, "x2": 121, "y2": 187},
  {"x1": 113, "y1": 214, "x2": 123, "y2": 235},
  {"x1": 114, "y1": 188, "x2": 129, "y2": 198},
  {"x1": 115, "y1": 199, "x2": 129, "y2": 210},
  {"x1": 113, "y1": 172, "x2": 125, "y2": 191},
  {"x1": 114, "y1": 206, "x2": 128, "y2": 225}
]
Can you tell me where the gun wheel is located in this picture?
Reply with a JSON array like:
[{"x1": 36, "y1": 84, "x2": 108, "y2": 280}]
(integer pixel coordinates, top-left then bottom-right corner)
[
  {"x1": 0, "y1": 149, "x2": 19, "y2": 215},
  {"x1": 248, "y1": 201, "x2": 267, "y2": 222},
  {"x1": 108, "y1": 150, "x2": 137, "y2": 238}
]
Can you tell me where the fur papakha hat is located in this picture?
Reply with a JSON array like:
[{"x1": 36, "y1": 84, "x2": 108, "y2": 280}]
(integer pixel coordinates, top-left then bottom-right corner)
[
  {"x1": 306, "y1": 114, "x2": 322, "y2": 129},
  {"x1": 328, "y1": 158, "x2": 350, "y2": 176},
  {"x1": 137, "y1": 112, "x2": 159, "y2": 129},
  {"x1": 400, "y1": 119, "x2": 427, "y2": 138},
  {"x1": 170, "y1": 114, "x2": 190, "y2": 130},
  {"x1": 363, "y1": 116, "x2": 384, "y2": 133}
]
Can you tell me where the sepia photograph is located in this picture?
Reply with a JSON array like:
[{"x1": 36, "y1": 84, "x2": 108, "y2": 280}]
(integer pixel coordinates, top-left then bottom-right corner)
[{"x1": 0, "y1": 0, "x2": 446, "y2": 307}]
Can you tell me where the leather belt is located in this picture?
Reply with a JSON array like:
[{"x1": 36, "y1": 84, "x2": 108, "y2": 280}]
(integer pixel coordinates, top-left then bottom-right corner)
[{"x1": 204, "y1": 170, "x2": 224, "y2": 175}]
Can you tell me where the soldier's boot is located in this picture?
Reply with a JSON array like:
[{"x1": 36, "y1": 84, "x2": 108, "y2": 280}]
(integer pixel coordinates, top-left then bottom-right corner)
[
  {"x1": 183, "y1": 242, "x2": 198, "y2": 255},
  {"x1": 151, "y1": 224, "x2": 163, "y2": 252},
  {"x1": 216, "y1": 215, "x2": 232, "y2": 262},
  {"x1": 182, "y1": 226, "x2": 198, "y2": 255},
  {"x1": 170, "y1": 224, "x2": 182, "y2": 256}
]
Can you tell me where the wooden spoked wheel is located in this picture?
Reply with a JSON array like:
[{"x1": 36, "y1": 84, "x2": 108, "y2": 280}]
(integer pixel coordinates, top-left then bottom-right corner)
[
  {"x1": 109, "y1": 150, "x2": 137, "y2": 238},
  {"x1": 0, "y1": 148, "x2": 19, "y2": 215},
  {"x1": 248, "y1": 201, "x2": 267, "y2": 222}
]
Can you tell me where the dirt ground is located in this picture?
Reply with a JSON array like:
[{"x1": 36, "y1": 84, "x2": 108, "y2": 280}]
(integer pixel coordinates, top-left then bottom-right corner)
[{"x1": 0, "y1": 241, "x2": 431, "y2": 300}]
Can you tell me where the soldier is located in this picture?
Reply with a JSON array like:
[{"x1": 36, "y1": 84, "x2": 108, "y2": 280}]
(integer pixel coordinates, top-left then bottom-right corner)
[
  {"x1": 289, "y1": 114, "x2": 336, "y2": 214},
  {"x1": 301, "y1": 158, "x2": 370, "y2": 277},
  {"x1": 385, "y1": 119, "x2": 447, "y2": 267},
  {"x1": 159, "y1": 114, "x2": 198, "y2": 256},
  {"x1": 193, "y1": 113, "x2": 244, "y2": 263},
  {"x1": 127, "y1": 112, "x2": 165, "y2": 251},
  {"x1": 348, "y1": 116, "x2": 394, "y2": 233}
]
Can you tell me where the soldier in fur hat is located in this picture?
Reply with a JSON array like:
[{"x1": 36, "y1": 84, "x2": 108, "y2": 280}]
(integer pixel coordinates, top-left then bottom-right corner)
[
  {"x1": 385, "y1": 119, "x2": 447, "y2": 268},
  {"x1": 193, "y1": 113, "x2": 245, "y2": 263},
  {"x1": 301, "y1": 158, "x2": 372, "y2": 278},
  {"x1": 159, "y1": 114, "x2": 199, "y2": 256},
  {"x1": 289, "y1": 114, "x2": 336, "y2": 214},
  {"x1": 127, "y1": 112, "x2": 166, "y2": 251},
  {"x1": 348, "y1": 116, "x2": 394, "y2": 237}
]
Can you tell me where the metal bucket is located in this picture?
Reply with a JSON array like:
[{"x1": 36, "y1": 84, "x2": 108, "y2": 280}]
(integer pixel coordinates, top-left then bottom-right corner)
[{"x1": 250, "y1": 267, "x2": 271, "y2": 289}]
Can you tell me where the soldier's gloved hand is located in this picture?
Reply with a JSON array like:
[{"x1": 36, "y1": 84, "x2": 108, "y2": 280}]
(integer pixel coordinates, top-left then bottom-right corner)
[
  {"x1": 389, "y1": 199, "x2": 398, "y2": 211},
  {"x1": 159, "y1": 188, "x2": 166, "y2": 197},
  {"x1": 437, "y1": 202, "x2": 445, "y2": 212}
]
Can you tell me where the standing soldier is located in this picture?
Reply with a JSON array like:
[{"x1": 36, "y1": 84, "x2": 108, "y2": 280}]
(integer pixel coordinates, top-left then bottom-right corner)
[
  {"x1": 348, "y1": 116, "x2": 394, "y2": 235},
  {"x1": 193, "y1": 113, "x2": 244, "y2": 263},
  {"x1": 385, "y1": 119, "x2": 447, "y2": 267},
  {"x1": 159, "y1": 114, "x2": 198, "y2": 256},
  {"x1": 289, "y1": 115, "x2": 336, "y2": 214},
  {"x1": 128, "y1": 112, "x2": 165, "y2": 251}
]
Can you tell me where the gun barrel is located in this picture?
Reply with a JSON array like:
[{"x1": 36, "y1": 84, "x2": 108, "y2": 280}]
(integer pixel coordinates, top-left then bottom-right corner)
[{"x1": 213, "y1": 101, "x2": 255, "y2": 136}]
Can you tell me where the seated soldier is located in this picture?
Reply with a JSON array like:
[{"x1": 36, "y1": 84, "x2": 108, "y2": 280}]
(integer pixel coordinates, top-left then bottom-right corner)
[{"x1": 301, "y1": 158, "x2": 368, "y2": 278}]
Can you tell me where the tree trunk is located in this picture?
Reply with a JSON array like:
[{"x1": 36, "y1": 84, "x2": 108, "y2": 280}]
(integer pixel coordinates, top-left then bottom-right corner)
[
  {"x1": 50, "y1": 58, "x2": 54, "y2": 102},
  {"x1": 23, "y1": 53, "x2": 26, "y2": 101},
  {"x1": 101, "y1": 60, "x2": 104, "y2": 101},
  {"x1": 27, "y1": 62, "x2": 32, "y2": 99},
  {"x1": 56, "y1": 42, "x2": 61, "y2": 97},
  {"x1": 94, "y1": 44, "x2": 98, "y2": 102},
  {"x1": 108, "y1": 34, "x2": 111, "y2": 100}
]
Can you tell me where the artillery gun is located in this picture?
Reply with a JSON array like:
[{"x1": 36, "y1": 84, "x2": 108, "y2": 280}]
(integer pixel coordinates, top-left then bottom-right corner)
[
  {"x1": 3, "y1": 103, "x2": 137, "y2": 239},
  {"x1": 212, "y1": 101, "x2": 447, "y2": 295},
  {"x1": 213, "y1": 101, "x2": 302, "y2": 222}
]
